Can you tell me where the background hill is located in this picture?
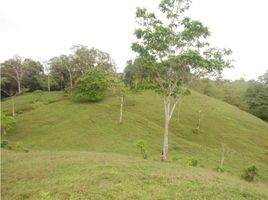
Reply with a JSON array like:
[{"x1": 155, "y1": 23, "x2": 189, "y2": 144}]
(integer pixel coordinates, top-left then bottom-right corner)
[{"x1": 1, "y1": 91, "x2": 268, "y2": 199}]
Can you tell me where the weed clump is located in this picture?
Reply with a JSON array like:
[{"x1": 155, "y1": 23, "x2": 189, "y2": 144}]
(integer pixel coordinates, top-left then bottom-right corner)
[
  {"x1": 187, "y1": 157, "x2": 198, "y2": 167},
  {"x1": 242, "y1": 165, "x2": 258, "y2": 182},
  {"x1": 135, "y1": 139, "x2": 148, "y2": 159},
  {"x1": 1, "y1": 140, "x2": 9, "y2": 148}
]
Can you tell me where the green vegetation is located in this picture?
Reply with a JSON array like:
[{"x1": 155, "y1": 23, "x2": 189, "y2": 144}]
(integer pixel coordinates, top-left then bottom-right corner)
[
  {"x1": 1, "y1": 90, "x2": 268, "y2": 199},
  {"x1": 1, "y1": 1, "x2": 267, "y2": 199},
  {"x1": 242, "y1": 165, "x2": 259, "y2": 182},
  {"x1": 131, "y1": 0, "x2": 232, "y2": 161},
  {"x1": 74, "y1": 69, "x2": 109, "y2": 102},
  {"x1": 191, "y1": 77, "x2": 268, "y2": 122},
  {"x1": 2, "y1": 150, "x2": 268, "y2": 200},
  {"x1": 1, "y1": 112, "x2": 16, "y2": 135}
]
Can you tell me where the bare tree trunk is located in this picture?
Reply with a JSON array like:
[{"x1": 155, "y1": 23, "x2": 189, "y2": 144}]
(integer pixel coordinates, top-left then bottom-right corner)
[
  {"x1": 162, "y1": 116, "x2": 169, "y2": 161},
  {"x1": 119, "y1": 96, "x2": 124, "y2": 123},
  {"x1": 11, "y1": 95, "x2": 15, "y2": 116},
  {"x1": 161, "y1": 96, "x2": 179, "y2": 161},
  {"x1": 47, "y1": 74, "x2": 51, "y2": 92},
  {"x1": 69, "y1": 73, "x2": 73, "y2": 89},
  {"x1": 17, "y1": 79, "x2": 21, "y2": 95}
]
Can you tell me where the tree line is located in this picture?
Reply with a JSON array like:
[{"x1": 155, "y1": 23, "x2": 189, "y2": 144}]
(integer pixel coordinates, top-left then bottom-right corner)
[{"x1": 1, "y1": 45, "x2": 115, "y2": 98}]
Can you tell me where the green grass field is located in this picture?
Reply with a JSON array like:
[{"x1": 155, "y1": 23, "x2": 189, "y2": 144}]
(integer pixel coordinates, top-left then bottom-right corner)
[{"x1": 1, "y1": 91, "x2": 268, "y2": 199}]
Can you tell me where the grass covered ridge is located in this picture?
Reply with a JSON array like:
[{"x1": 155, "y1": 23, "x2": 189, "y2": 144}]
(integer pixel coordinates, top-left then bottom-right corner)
[{"x1": 1, "y1": 91, "x2": 268, "y2": 199}]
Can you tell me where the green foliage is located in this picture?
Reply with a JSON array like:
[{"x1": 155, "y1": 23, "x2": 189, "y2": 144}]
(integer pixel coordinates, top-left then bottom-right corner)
[
  {"x1": 135, "y1": 139, "x2": 148, "y2": 159},
  {"x1": 1, "y1": 112, "x2": 16, "y2": 135},
  {"x1": 242, "y1": 165, "x2": 259, "y2": 182},
  {"x1": 246, "y1": 81, "x2": 268, "y2": 122},
  {"x1": 1, "y1": 140, "x2": 9, "y2": 148},
  {"x1": 192, "y1": 127, "x2": 200, "y2": 134},
  {"x1": 216, "y1": 166, "x2": 225, "y2": 173},
  {"x1": 74, "y1": 69, "x2": 109, "y2": 102},
  {"x1": 39, "y1": 191, "x2": 51, "y2": 200},
  {"x1": 187, "y1": 157, "x2": 198, "y2": 167}
]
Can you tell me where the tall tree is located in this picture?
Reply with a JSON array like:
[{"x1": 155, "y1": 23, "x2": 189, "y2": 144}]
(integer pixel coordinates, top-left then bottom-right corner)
[
  {"x1": 23, "y1": 58, "x2": 45, "y2": 91},
  {"x1": 49, "y1": 56, "x2": 70, "y2": 90},
  {"x1": 72, "y1": 45, "x2": 116, "y2": 74},
  {"x1": 59, "y1": 55, "x2": 75, "y2": 89},
  {"x1": 1, "y1": 56, "x2": 26, "y2": 95},
  {"x1": 124, "y1": 58, "x2": 148, "y2": 89},
  {"x1": 131, "y1": 0, "x2": 232, "y2": 161}
]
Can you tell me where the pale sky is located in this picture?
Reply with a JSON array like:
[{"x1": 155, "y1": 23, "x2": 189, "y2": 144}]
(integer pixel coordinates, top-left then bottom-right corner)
[{"x1": 0, "y1": 0, "x2": 267, "y2": 80}]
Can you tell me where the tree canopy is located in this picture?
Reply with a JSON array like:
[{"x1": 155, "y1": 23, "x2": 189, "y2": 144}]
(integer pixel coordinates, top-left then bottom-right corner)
[{"x1": 131, "y1": 0, "x2": 232, "y2": 161}]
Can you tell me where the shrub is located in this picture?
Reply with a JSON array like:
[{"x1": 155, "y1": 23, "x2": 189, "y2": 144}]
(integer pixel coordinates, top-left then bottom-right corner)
[
  {"x1": 1, "y1": 140, "x2": 9, "y2": 148},
  {"x1": 187, "y1": 157, "x2": 198, "y2": 167},
  {"x1": 39, "y1": 191, "x2": 51, "y2": 200},
  {"x1": 1, "y1": 112, "x2": 16, "y2": 135},
  {"x1": 242, "y1": 165, "x2": 258, "y2": 182},
  {"x1": 192, "y1": 128, "x2": 200, "y2": 134},
  {"x1": 135, "y1": 139, "x2": 148, "y2": 159},
  {"x1": 74, "y1": 69, "x2": 109, "y2": 102},
  {"x1": 216, "y1": 166, "x2": 225, "y2": 173}
]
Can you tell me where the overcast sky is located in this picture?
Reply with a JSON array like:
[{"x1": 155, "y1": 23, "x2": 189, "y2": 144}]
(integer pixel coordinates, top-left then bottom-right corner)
[{"x1": 1, "y1": 0, "x2": 267, "y2": 80}]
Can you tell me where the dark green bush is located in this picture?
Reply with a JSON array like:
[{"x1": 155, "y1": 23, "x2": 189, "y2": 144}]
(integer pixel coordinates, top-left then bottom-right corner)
[
  {"x1": 74, "y1": 69, "x2": 109, "y2": 102},
  {"x1": 242, "y1": 165, "x2": 258, "y2": 182},
  {"x1": 1, "y1": 140, "x2": 9, "y2": 148},
  {"x1": 192, "y1": 128, "x2": 200, "y2": 134}
]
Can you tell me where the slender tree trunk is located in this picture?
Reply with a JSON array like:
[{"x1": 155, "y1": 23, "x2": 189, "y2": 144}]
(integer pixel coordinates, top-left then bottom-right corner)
[
  {"x1": 69, "y1": 73, "x2": 73, "y2": 89},
  {"x1": 162, "y1": 116, "x2": 170, "y2": 161},
  {"x1": 161, "y1": 96, "x2": 179, "y2": 161},
  {"x1": 119, "y1": 96, "x2": 124, "y2": 123},
  {"x1": 47, "y1": 74, "x2": 51, "y2": 92},
  {"x1": 17, "y1": 79, "x2": 21, "y2": 95},
  {"x1": 11, "y1": 95, "x2": 15, "y2": 116}
]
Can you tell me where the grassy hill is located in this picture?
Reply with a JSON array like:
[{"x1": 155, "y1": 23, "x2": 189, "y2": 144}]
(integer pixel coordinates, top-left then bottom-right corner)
[{"x1": 1, "y1": 91, "x2": 268, "y2": 199}]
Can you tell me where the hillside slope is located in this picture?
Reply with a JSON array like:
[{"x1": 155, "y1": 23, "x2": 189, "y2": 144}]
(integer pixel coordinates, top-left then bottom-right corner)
[
  {"x1": 2, "y1": 150, "x2": 268, "y2": 200},
  {"x1": 1, "y1": 91, "x2": 268, "y2": 199},
  {"x1": 2, "y1": 91, "x2": 268, "y2": 179}
]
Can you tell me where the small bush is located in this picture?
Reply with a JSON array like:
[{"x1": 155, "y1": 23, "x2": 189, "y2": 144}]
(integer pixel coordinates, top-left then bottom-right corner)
[
  {"x1": 1, "y1": 112, "x2": 16, "y2": 135},
  {"x1": 192, "y1": 128, "x2": 200, "y2": 134},
  {"x1": 187, "y1": 158, "x2": 198, "y2": 167},
  {"x1": 1, "y1": 140, "x2": 9, "y2": 148},
  {"x1": 242, "y1": 165, "x2": 258, "y2": 182},
  {"x1": 216, "y1": 166, "x2": 225, "y2": 173},
  {"x1": 135, "y1": 140, "x2": 148, "y2": 159},
  {"x1": 39, "y1": 191, "x2": 51, "y2": 200}
]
